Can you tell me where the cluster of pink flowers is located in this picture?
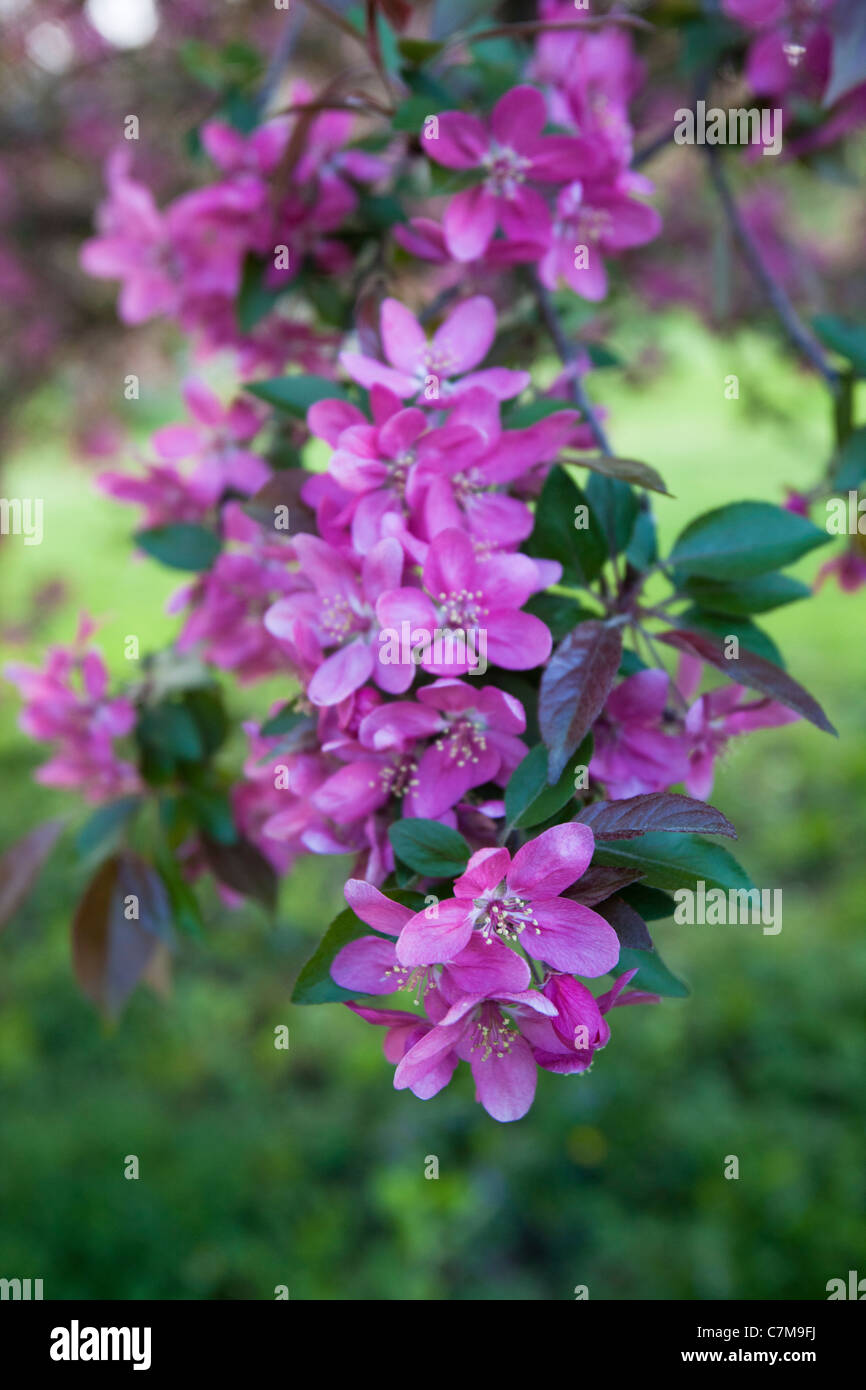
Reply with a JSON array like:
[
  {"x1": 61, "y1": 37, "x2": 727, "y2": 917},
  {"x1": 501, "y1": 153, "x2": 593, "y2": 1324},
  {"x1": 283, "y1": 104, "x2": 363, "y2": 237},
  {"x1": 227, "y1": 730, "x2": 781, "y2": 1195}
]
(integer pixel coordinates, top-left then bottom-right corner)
[
  {"x1": 8, "y1": 2, "x2": 845, "y2": 1121},
  {"x1": 81, "y1": 87, "x2": 388, "y2": 368},
  {"x1": 591, "y1": 657, "x2": 799, "y2": 801},
  {"x1": 98, "y1": 379, "x2": 271, "y2": 528},
  {"x1": 400, "y1": 18, "x2": 661, "y2": 300},
  {"x1": 722, "y1": 0, "x2": 866, "y2": 156},
  {"x1": 332, "y1": 826, "x2": 657, "y2": 1121},
  {"x1": 4, "y1": 616, "x2": 139, "y2": 803}
]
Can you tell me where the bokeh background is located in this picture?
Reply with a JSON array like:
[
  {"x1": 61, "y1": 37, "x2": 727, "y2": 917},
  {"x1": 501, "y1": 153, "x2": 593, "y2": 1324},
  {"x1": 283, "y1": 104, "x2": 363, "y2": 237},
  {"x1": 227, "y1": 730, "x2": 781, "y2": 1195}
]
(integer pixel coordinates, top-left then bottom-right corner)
[{"x1": 2, "y1": 311, "x2": 864, "y2": 1300}]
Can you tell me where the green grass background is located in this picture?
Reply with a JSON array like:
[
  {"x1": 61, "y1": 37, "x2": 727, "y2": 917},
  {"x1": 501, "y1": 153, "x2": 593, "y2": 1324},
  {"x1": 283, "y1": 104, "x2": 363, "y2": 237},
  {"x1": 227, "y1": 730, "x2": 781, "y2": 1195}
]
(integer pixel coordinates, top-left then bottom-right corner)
[{"x1": 0, "y1": 312, "x2": 863, "y2": 1300}]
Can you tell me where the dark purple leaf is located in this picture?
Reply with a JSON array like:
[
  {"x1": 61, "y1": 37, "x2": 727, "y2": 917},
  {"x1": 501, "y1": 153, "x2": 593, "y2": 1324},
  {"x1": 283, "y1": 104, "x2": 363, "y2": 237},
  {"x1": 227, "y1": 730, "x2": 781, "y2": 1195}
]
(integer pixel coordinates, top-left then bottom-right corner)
[
  {"x1": 562, "y1": 864, "x2": 645, "y2": 906},
  {"x1": 657, "y1": 628, "x2": 837, "y2": 735},
  {"x1": 72, "y1": 852, "x2": 175, "y2": 1019},
  {"x1": 202, "y1": 836, "x2": 278, "y2": 911},
  {"x1": 577, "y1": 792, "x2": 737, "y2": 840},
  {"x1": 597, "y1": 895, "x2": 654, "y2": 951},
  {"x1": 0, "y1": 820, "x2": 65, "y2": 930},
  {"x1": 539, "y1": 620, "x2": 623, "y2": 781},
  {"x1": 243, "y1": 471, "x2": 317, "y2": 535}
]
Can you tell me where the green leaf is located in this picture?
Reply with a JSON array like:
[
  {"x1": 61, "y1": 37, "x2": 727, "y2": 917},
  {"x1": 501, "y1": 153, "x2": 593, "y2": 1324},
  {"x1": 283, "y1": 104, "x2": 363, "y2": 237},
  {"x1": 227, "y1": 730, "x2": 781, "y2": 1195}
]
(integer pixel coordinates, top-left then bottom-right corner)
[
  {"x1": 578, "y1": 454, "x2": 671, "y2": 497},
  {"x1": 614, "y1": 945, "x2": 690, "y2": 998},
  {"x1": 669, "y1": 501, "x2": 829, "y2": 580},
  {"x1": 393, "y1": 94, "x2": 458, "y2": 131},
  {"x1": 135, "y1": 523, "x2": 221, "y2": 572},
  {"x1": 155, "y1": 848, "x2": 205, "y2": 938},
  {"x1": 503, "y1": 399, "x2": 578, "y2": 429},
  {"x1": 619, "y1": 884, "x2": 676, "y2": 921},
  {"x1": 292, "y1": 891, "x2": 425, "y2": 1005},
  {"x1": 813, "y1": 314, "x2": 866, "y2": 375},
  {"x1": 592, "y1": 833, "x2": 754, "y2": 895},
  {"x1": 246, "y1": 376, "x2": 350, "y2": 417},
  {"x1": 237, "y1": 255, "x2": 283, "y2": 333},
  {"x1": 618, "y1": 649, "x2": 648, "y2": 677},
  {"x1": 136, "y1": 702, "x2": 204, "y2": 763},
  {"x1": 183, "y1": 687, "x2": 229, "y2": 757},
  {"x1": 260, "y1": 704, "x2": 307, "y2": 738},
  {"x1": 524, "y1": 593, "x2": 601, "y2": 641},
  {"x1": 76, "y1": 797, "x2": 141, "y2": 866},
  {"x1": 397, "y1": 37, "x2": 446, "y2": 64},
  {"x1": 183, "y1": 790, "x2": 238, "y2": 846},
  {"x1": 505, "y1": 737, "x2": 592, "y2": 830},
  {"x1": 626, "y1": 507, "x2": 658, "y2": 570},
  {"x1": 526, "y1": 465, "x2": 607, "y2": 587},
  {"x1": 585, "y1": 474, "x2": 639, "y2": 560},
  {"x1": 680, "y1": 572, "x2": 812, "y2": 615},
  {"x1": 388, "y1": 820, "x2": 471, "y2": 878},
  {"x1": 833, "y1": 425, "x2": 866, "y2": 489}
]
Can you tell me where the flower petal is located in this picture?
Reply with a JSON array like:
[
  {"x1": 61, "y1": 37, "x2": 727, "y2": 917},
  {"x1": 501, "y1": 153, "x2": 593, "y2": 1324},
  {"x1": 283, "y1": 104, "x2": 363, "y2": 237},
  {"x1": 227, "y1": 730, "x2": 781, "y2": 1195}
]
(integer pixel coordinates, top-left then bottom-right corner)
[{"x1": 508, "y1": 823, "x2": 595, "y2": 897}]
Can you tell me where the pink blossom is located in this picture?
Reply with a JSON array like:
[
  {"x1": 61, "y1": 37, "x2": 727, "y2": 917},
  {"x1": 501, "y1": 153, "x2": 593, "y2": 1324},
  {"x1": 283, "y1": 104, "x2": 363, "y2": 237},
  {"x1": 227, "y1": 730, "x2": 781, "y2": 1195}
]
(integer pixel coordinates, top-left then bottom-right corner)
[
  {"x1": 423, "y1": 85, "x2": 601, "y2": 262},
  {"x1": 332, "y1": 879, "x2": 532, "y2": 1001},
  {"x1": 539, "y1": 176, "x2": 662, "y2": 301},
  {"x1": 376, "y1": 526, "x2": 554, "y2": 677},
  {"x1": 4, "y1": 621, "x2": 140, "y2": 803},
  {"x1": 395, "y1": 824, "x2": 620, "y2": 976},
  {"x1": 590, "y1": 668, "x2": 688, "y2": 798},
  {"x1": 815, "y1": 547, "x2": 866, "y2": 594},
  {"x1": 341, "y1": 295, "x2": 530, "y2": 402},
  {"x1": 677, "y1": 656, "x2": 800, "y2": 798},
  {"x1": 264, "y1": 534, "x2": 415, "y2": 706}
]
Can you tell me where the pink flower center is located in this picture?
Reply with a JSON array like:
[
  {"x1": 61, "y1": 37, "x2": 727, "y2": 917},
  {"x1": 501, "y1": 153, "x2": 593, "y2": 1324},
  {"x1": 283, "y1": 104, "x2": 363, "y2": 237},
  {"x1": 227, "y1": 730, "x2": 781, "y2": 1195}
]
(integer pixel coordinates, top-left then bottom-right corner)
[
  {"x1": 381, "y1": 962, "x2": 435, "y2": 1004},
  {"x1": 434, "y1": 586, "x2": 488, "y2": 628},
  {"x1": 387, "y1": 449, "x2": 415, "y2": 498},
  {"x1": 469, "y1": 1003, "x2": 519, "y2": 1061},
  {"x1": 481, "y1": 143, "x2": 532, "y2": 199},
  {"x1": 369, "y1": 752, "x2": 419, "y2": 800},
  {"x1": 472, "y1": 890, "x2": 539, "y2": 945},
  {"x1": 434, "y1": 712, "x2": 487, "y2": 767}
]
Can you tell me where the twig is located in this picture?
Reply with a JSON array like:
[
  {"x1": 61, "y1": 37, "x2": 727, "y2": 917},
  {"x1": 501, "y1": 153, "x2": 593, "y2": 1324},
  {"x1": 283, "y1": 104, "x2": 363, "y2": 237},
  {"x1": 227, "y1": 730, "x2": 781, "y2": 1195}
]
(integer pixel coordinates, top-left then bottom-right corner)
[
  {"x1": 634, "y1": 126, "x2": 675, "y2": 167},
  {"x1": 705, "y1": 146, "x2": 840, "y2": 391},
  {"x1": 439, "y1": 15, "x2": 653, "y2": 60},
  {"x1": 531, "y1": 270, "x2": 613, "y2": 456},
  {"x1": 255, "y1": 6, "x2": 304, "y2": 116}
]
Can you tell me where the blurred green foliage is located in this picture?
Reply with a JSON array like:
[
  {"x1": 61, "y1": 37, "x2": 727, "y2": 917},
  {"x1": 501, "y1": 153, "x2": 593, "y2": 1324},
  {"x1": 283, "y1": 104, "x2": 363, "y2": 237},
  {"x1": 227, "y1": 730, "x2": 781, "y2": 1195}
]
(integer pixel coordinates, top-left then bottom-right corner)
[{"x1": 0, "y1": 314, "x2": 864, "y2": 1299}]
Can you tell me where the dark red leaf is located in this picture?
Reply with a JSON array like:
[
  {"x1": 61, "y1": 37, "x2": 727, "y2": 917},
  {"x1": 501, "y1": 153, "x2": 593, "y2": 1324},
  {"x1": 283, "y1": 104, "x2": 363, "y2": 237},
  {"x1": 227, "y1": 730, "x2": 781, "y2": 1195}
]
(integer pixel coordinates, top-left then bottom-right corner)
[
  {"x1": 562, "y1": 864, "x2": 645, "y2": 906},
  {"x1": 0, "y1": 820, "x2": 65, "y2": 930},
  {"x1": 597, "y1": 895, "x2": 654, "y2": 951},
  {"x1": 202, "y1": 836, "x2": 278, "y2": 912},
  {"x1": 72, "y1": 852, "x2": 175, "y2": 1019},
  {"x1": 657, "y1": 628, "x2": 837, "y2": 735},
  {"x1": 244, "y1": 471, "x2": 317, "y2": 535},
  {"x1": 577, "y1": 792, "x2": 737, "y2": 840},
  {"x1": 539, "y1": 621, "x2": 623, "y2": 781}
]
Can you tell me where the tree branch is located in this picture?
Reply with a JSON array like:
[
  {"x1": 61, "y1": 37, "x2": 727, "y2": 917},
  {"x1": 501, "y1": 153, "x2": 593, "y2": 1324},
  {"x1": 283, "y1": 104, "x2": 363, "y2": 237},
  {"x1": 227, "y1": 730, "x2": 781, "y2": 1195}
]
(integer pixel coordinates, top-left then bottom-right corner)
[
  {"x1": 705, "y1": 146, "x2": 840, "y2": 391},
  {"x1": 531, "y1": 271, "x2": 613, "y2": 456}
]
